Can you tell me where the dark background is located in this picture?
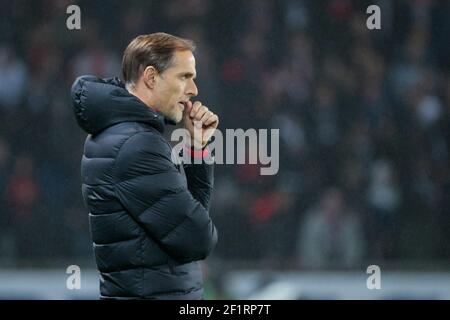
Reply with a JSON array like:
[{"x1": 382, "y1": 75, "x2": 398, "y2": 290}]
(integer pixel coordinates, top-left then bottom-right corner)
[{"x1": 0, "y1": 0, "x2": 449, "y2": 298}]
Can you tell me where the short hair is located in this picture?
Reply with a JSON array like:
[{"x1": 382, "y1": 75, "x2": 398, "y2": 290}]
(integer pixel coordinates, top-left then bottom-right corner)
[{"x1": 122, "y1": 32, "x2": 196, "y2": 85}]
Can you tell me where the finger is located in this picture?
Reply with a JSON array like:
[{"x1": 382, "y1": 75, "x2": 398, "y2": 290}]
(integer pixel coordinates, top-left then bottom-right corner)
[
  {"x1": 193, "y1": 105, "x2": 208, "y2": 120},
  {"x1": 199, "y1": 110, "x2": 213, "y2": 124},
  {"x1": 195, "y1": 107, "x2": 209, "y2": 122},
  {"x1": 204, "y1": 114, "x2": 219, "y2": 127},
  {"x1": 190, "y1": 101, "x2": 202, "y2": 118},
  {"x1": 199, "y1": 111, "x2": 211, "y2": 124},
  {"x1": 183, "y1": 101, "x2": 193, "y2": 121},
  {"x1": 184, "y1": 101, "x2": 193, "y2": 114}
]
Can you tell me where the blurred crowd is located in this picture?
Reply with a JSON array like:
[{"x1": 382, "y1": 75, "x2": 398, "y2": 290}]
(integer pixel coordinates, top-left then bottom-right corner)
[{"x1": 0, "y1": 0, "x2": 449, "y2": 270}]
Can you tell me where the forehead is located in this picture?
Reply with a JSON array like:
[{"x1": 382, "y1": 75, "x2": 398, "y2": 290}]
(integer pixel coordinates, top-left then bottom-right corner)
[{"x1": 168, "y1": 50, "x2": 196, "y2": 72}]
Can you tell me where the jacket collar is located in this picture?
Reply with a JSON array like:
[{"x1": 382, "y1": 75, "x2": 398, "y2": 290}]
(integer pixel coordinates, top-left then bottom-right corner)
[{"x1": 71, "y1": 75, "x2": 175, "y2": 134}]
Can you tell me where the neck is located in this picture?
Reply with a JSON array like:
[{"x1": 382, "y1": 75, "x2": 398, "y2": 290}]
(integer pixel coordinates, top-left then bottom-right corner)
[{"x1": 126, "y1": 83, "x2": 158, "y2": 112}]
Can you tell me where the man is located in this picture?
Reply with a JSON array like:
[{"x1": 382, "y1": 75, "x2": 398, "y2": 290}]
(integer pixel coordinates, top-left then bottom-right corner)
[{"x1": 70, "y1": 33, "x2": 219, "y2": 299}]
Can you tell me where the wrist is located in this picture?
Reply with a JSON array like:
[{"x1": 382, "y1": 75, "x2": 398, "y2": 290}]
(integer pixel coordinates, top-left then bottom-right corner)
[
  {"x1": 184, "y1": 144, "x2": 209, "y2": 158},
  {"x1": 186, "y1": 139, "x2": 207, "y2": 150}
]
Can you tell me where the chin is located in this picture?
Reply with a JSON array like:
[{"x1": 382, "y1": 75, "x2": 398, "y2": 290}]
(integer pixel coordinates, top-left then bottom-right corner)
[
  {"x1": 161, "y1": 108, "x2": 182, "y2": 124},
  {"x1": 174, "y1": 116, "x2": 182, "y2": 124},
  {"x1": 172, "y1": 112, "x2": 183, "y2": 124}
]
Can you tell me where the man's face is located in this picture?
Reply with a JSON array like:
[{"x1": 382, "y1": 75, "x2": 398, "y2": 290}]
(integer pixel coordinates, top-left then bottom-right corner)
[{"x1": 152, "y1": 50, "x2": 198, "y2": 123}]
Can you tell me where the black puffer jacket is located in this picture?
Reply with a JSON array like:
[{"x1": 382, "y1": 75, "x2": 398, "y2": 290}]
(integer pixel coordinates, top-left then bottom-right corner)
[{"x1": 70, "y1": 75, "x2": 218, "y2": 299}]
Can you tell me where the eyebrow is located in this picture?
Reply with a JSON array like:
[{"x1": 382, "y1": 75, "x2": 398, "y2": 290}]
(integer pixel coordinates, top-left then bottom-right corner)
[{"x1": 179, "y1": 72, "x2": 196, "y2": 79}]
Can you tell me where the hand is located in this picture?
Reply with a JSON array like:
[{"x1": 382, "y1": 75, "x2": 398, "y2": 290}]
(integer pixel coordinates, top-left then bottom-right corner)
[{"x1": 183, "y1": 101, "x2": 219, "y2": 149}]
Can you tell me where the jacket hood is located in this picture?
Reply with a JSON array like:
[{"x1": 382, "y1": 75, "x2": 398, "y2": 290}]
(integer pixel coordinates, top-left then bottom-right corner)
[{"x1": 70, "y1": 75, "x2": 175, "y2": 134}]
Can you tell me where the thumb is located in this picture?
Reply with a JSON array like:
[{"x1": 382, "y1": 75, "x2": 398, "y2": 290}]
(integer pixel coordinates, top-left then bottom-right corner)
[{"x1": 184, "y1": 101, "x2": 193, "y2": 115}]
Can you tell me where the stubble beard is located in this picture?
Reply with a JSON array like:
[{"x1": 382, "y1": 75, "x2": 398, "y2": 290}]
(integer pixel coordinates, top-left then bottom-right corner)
[{"x1": 169, "y1": 106, "x2": 183, "y2": 124}]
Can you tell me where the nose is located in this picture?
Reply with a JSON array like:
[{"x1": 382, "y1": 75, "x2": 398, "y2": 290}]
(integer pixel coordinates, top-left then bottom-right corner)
[{"x1": 186, "y1": 79, "x2": 198, "y2": 97}]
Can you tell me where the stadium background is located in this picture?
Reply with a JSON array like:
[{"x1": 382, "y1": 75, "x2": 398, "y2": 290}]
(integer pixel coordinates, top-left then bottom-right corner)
[{"x1": 0, "y1": 0, "x2": 449, "y2": 299}]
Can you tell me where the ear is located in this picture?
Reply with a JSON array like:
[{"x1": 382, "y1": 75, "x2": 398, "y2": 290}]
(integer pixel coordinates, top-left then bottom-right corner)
[{"x1": 142, "y1": 66, "x2": 158, "y2": 89}]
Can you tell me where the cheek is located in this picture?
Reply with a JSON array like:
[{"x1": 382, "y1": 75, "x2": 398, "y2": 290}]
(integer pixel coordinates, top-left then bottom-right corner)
[
  {"x1": 170, "y1": 84, "x2": 184, "y2": 101},
  {"x1": 159, "y1": 79, "x2": 183, "y2": 106}
]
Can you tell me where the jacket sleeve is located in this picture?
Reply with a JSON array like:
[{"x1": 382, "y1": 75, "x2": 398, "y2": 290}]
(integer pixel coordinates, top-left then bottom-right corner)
[
  {"x1": 113, "y1": 131, "x2": 218, "y2": 263},
  {"x1": 182, "y1": 149, "x2": 215, "y2": 211}
]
